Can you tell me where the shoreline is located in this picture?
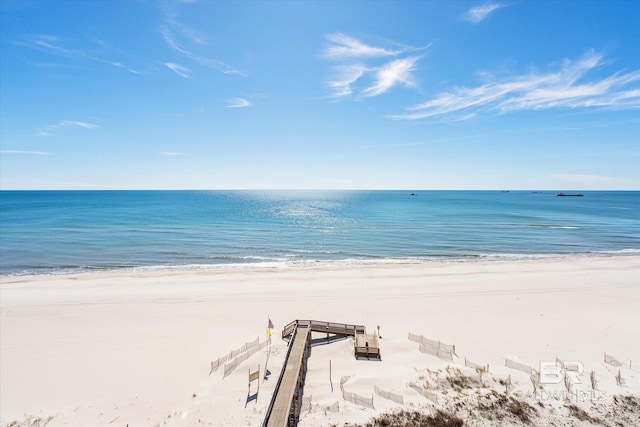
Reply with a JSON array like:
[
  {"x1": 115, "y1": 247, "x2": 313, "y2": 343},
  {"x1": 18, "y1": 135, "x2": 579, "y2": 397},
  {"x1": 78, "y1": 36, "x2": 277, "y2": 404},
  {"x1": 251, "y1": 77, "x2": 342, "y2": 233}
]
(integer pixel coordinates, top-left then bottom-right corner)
[
  {"x1": 2, "y1": 256, "x2": 639, "y2": 426},
  {"x1": 2, "y1": 250, "x2": 639, "y2": 280}
]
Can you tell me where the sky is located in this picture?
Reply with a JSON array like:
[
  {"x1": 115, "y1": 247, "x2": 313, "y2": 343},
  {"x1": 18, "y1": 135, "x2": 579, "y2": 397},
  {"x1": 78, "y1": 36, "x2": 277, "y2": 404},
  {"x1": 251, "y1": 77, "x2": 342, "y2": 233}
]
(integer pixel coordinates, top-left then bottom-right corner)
[{"x1": 1, "y1": 0, "x2": 639, "y2": 190}]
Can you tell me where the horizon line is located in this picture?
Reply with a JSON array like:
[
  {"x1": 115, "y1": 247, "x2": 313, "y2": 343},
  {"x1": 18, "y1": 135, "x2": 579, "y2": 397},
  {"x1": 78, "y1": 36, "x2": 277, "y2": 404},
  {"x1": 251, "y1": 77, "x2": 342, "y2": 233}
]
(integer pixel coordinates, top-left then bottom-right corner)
[{"x1": 0, "y1": 188, "x2": 637, "y2": 192}]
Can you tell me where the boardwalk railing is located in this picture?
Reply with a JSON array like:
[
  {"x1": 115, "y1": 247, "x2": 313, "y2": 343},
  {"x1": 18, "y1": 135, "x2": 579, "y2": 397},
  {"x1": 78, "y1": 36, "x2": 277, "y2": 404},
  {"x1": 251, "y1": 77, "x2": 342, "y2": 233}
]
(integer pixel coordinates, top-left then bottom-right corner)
[
  {"x1": 262, "y1": 324, "x2": 300, "y2": 427},
  {"x1": 282, "y1": 320, "x2": 365, "y2": 340}
]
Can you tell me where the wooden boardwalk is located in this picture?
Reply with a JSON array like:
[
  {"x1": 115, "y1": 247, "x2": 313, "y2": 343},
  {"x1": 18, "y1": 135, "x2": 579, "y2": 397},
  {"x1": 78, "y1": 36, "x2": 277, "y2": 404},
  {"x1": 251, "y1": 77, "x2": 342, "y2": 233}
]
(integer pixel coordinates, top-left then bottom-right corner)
[
  {"x1": 281, "y1": 319, "x2": 365, "y2": 340},
  {"x1": 262, "y1": 320, "x2": 372, "y2": 427},
  {"x1": 264, "y1": 325, "x2": 310, "y2": 427}
]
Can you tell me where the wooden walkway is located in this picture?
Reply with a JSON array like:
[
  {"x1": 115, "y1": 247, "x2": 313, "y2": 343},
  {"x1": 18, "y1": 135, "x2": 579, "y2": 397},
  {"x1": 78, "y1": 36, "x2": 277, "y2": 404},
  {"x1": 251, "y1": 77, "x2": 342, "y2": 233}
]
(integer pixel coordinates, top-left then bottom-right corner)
[
  {"x1": 264, "y1": 325, "x2": 310, "y2": 427},
  {"x1": 262, "y1": 320, "x2": 370, "y2": 427},
  {"x1": 281, "y1": 319, "x2": 365, "y2": 340}
]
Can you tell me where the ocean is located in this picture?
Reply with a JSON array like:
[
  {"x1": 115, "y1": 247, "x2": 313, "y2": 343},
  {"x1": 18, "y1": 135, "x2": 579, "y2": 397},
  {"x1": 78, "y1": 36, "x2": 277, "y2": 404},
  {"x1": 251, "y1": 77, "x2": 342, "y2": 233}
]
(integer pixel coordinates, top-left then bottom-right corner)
[{"x1": 0, "y1": 190, "x2": 638, "y2": 276}]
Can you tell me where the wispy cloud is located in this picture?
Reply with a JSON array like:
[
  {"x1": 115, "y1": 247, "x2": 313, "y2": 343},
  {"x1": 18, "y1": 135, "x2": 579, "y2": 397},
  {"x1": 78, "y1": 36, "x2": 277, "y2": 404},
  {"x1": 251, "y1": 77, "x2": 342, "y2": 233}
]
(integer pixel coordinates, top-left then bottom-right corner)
[
  {"x1": 20, "y1": 34, "x2": 137, "y2": 73},
  {"x1": 323, "y1": 33, "x2": 430, "y2": 98},
  {"x1": 165, "y1": 62, "x2": 191, "y2": 78},
  {"x1": 327, "y1": 64, "x2": 368, "y2": 97},
  {"x1": 0, "y1": 150, "x2": 51, "y2": 155},
  {"x1": 323, "y1": 33, "x2": 401, "y2": 59},
  {"x1": 363, "y1": 56, "x2": 421, "y2": 97},
  {"x1": 160, "y1": 152, "x2": 185, "y2": 157},
  {"x1": 160, "y1": 26, "x2": 245, "y2": 76},
  {"x1": 392, "y1": 51, "x2": 640, "y2": 120},
  {"x1": 226, "y1": 98, "x2": 252, "y2": 108},
  {"x1": 38, "y1": 120, "x2": 99, "y2": 137},
  {"x1": 58, "y1": 120, "x2": 99, "y2": 129},
  {"x1": 464, "y1": 2, "x2": 504, "y2": 23},
  {"x1": 28, "y1": 34, "x2": 76, "y2": 56},
  {"x1": 159, "y1": 3, "x2": 245, "y2": 77}
]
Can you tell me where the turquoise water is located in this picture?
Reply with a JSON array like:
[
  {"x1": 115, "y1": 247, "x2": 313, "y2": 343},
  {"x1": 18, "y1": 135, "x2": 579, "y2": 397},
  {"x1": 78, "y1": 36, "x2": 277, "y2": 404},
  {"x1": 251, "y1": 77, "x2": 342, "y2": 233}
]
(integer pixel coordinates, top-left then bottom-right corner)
[{"x1": 0, "y1": 190, "x2": 638, "y2": 275}]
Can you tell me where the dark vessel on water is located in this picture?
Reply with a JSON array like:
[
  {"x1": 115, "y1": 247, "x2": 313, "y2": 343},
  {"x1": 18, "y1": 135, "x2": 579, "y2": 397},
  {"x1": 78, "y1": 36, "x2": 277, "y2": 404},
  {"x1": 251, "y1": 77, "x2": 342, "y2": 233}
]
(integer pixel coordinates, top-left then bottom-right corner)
[{"x1": 557, "y1": 192, "x2": 584, "y2": 197}]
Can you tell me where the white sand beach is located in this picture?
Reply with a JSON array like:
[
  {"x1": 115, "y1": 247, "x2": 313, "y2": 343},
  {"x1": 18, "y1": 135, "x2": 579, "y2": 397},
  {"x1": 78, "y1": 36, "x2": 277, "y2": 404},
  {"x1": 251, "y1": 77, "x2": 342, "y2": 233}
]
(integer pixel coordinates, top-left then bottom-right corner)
[{"x1": 1, "y1": 256, "x2": 639, "y2": 426}]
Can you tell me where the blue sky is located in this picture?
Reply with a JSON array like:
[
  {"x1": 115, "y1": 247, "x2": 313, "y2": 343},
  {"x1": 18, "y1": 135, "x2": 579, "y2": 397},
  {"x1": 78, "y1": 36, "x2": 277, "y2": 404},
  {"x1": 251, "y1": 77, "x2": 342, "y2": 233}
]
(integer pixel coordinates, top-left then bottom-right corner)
[{"x1": 1, "y1": 0, "x2": 639, "y2": 190}]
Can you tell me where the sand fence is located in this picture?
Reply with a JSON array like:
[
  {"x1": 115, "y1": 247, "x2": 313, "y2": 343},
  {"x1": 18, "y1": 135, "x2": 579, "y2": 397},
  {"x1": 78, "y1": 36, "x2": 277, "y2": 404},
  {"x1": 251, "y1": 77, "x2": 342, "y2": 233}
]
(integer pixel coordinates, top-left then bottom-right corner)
[
  {"x1": 374, "y1": 385, "x2": 404, "y2": 405},
  {"x1": 342, "y1": 389, "x2": 375, "y2": 409},
  {"x1": 339, "y1": 375, "x2": 375, "y2": 409},
  {"x1": 408, "y1": 332, "x2": 457, "y2": 362},
  {"x1": 465, "y1": 357, "x2": 489, "y2": 374},
  {"x1": 208, "y1": 336, "x2": 270, "y2": 378},
  {"x1": 300, "y1": 395, "x2": 340, "y2": 415},
  {"x1": 505, "y1": 357, "x2": 537, "y2": 376},
  {"x1": 407, "y1": 382, "x2": 438, "y2": 404},
  {"x1": 603, "y1": 352, "x2": 633, "y2": 387}
]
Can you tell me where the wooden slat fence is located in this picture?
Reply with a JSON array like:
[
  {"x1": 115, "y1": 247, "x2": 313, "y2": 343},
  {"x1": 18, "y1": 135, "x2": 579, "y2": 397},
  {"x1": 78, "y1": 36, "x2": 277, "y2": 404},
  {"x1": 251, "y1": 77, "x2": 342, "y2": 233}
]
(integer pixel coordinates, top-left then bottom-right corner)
[
  {"x1": 505, "y1": 358, "x2": 535, "y2": 375},
  {"x1": 407, "y1": 383, "x2": 438, "y2": 404},
  {"x1": 374, "y1": 385, "x2": 404, "y2": 405}
]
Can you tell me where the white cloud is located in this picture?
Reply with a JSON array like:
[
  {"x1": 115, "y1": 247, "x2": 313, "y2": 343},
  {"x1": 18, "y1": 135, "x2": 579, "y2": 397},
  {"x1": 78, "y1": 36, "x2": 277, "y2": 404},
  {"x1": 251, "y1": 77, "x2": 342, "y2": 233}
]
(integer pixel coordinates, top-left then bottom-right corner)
[
  {"x1": 58, "y1": 120, "x2": 98, "y2": 129},
  {"x1": 226, "y1": 98, "x2": 252, "y2": 108},
  {"x1": 323, "y1": 34, "x2": 429, "y2": 98},
  {"x1": 29, "y1": 34, "x2": 76, "y2": 56},
  {"x1": 363, "y1": 56, "x2": 420, "y2": 97},
  {"x1": 160, "y1": 152, "x2": 185, "y2": 157},
  {"x1": 159, "y1": 10, "x2": 245, "y2": 77},
  {"x1": 23, "y1": 34, "x2": 131, "y2": 72},
  {"x1": 327, "y1": 64, "x2": 368, "y2": 98},
  {"x1": 0, "y1": 150, "x2": 51, "y2": 155},
  {"x1": 38, "y1": 120, "x2": 99, "y2": 136},
  {"x1": 165, "y1": 62, "x2": 191, "y2": 78},
  {"x1": 464, "y1": 2, "x2": 504, "y2": 23},
  {"x1": 323, "y1": 33, "x2": 400, "y2": 59},
  {"x1": 160, "y1": 27, "x2": 191, "y2": 56},
  {"x1": 392, "y1": 51, "x2": 640, "y2": 120}
]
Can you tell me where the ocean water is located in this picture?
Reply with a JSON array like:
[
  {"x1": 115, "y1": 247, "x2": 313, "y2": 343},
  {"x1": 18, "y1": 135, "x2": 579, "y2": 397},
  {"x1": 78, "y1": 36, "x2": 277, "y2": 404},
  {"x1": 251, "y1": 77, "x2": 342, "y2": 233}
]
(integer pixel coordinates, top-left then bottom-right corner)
[{"x1": 0, "y1": 190, "x2": 638, "y2": 275}]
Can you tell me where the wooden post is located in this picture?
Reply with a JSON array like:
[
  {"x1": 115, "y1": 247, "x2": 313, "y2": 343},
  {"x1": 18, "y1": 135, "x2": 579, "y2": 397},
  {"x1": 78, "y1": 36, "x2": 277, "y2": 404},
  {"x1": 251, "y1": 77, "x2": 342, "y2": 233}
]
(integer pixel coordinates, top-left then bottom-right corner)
[
  {"x1": 329, "y1": 359, "x2": 333, "y2": 392},
  {"x1": 249, "y1": 365, "x2": 260, "y2": 394},
  {"x1": 616, "y1": 369, "x2": 622, "y2": 386}
]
